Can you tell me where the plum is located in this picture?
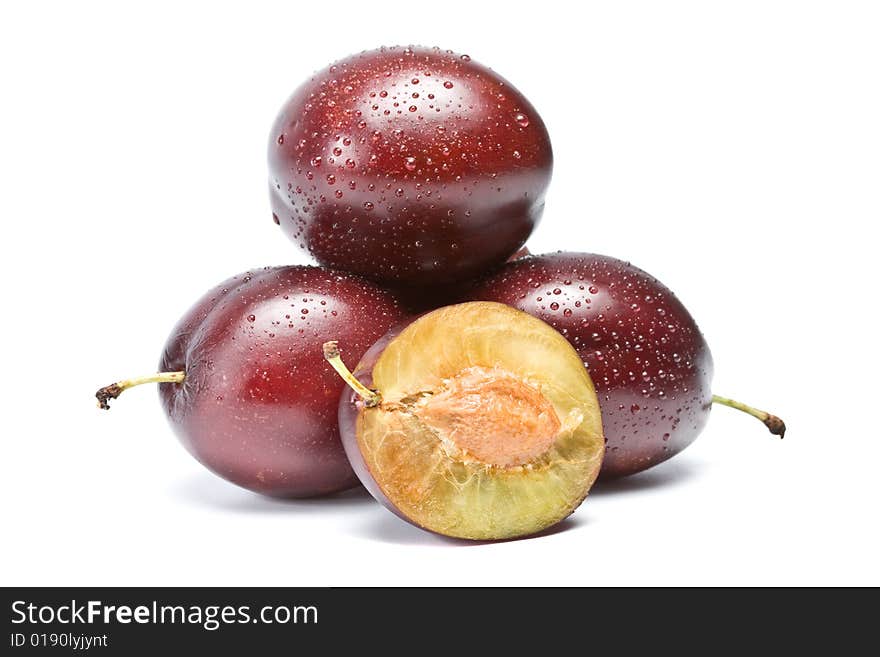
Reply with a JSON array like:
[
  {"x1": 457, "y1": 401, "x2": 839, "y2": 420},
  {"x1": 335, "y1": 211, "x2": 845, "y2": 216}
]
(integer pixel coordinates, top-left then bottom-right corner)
[
  {"x1": 96, "y1": 266, "x2": 405, "y2": 497},
  {"x1": 325, "y1": 302, "x2": 605, "y2": 540},
  {"x1": 466, "y1": 253, "x2": 785, "y2": 477},
  {"x1": 269, "y1": 46, "x2": 552, "y2": 286}
]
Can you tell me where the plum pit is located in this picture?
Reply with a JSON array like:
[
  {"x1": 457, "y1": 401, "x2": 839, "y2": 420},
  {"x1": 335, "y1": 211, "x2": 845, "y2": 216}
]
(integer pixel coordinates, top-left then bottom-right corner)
[{"x1": 415, "y1": 366, "x2": 561, "y2": 468}]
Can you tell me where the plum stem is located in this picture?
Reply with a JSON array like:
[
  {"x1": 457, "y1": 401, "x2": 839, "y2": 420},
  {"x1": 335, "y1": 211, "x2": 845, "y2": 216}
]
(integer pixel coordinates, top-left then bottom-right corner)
[
  {"x1": 95, "y1": 372, "x2": 186, "y2": 410},
  {"x1": 712, "y1": 394, "x2": 786, "y2": 438},
  {"x1": 322, "y1": 341, "x2": 381, "y2": 407}
]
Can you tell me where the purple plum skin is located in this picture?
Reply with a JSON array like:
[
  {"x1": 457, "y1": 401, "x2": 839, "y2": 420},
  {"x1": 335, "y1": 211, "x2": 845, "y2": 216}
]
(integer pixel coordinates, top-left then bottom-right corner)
[
  {"x1": 336, "y1": 325, "x2": 409, "y2": 522},
  {"x1": 158, "y1": 265, "x2": 405, "y2": 497},
  {"x1": 268, "y1": 46, "x2": 553, "y2": 286}
]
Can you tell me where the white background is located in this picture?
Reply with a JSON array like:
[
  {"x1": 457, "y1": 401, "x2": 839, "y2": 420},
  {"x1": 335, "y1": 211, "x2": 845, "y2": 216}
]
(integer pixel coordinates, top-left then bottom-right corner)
[{"x1": 1, "y1": 1, "x2": 878, "y2": 586}]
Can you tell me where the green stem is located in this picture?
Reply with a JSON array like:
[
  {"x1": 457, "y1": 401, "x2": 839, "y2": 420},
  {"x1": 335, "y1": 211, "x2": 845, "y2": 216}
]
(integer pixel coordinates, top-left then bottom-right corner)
[
  {"x1": 712, "y1": 394, "x2": 786, "y2": 438},
  {"x1": 96, "y1": 372, "x2": 186, "y2": 410},
  {"x1": 322, "y1": 341, "x2": 381, "y2": 407}
]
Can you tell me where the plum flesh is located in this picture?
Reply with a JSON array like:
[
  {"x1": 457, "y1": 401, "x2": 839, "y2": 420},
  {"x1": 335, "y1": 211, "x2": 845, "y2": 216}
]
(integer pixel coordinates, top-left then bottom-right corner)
[{"x1": 330, "y1": 302, "x2": 604, "y2": 540}]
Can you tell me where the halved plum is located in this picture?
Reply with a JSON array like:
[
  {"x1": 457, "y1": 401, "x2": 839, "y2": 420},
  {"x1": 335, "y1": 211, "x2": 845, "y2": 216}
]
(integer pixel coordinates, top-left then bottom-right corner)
[{"x1": 326, "y1": 301, "x2": 605, "y2": 540}]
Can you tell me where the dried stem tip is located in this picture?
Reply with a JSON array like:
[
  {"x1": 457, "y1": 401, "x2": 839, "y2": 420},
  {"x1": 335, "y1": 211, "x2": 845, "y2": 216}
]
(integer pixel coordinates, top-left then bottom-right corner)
[{"x1": 323, "y1": 340, "x2": 341, "y2": 361}]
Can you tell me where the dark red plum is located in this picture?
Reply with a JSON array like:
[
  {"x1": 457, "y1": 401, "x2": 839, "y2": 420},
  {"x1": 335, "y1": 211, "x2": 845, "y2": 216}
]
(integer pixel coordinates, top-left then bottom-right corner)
[
  {"x1": 268, "y1": 46, "x2": 552, "y2": 286},
  {"x1": 466, "y1": 252, "x2": 785, "y2": 478},
  {"x1": 97, "y1": 266, "x2": 405, "y2": 497}
]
